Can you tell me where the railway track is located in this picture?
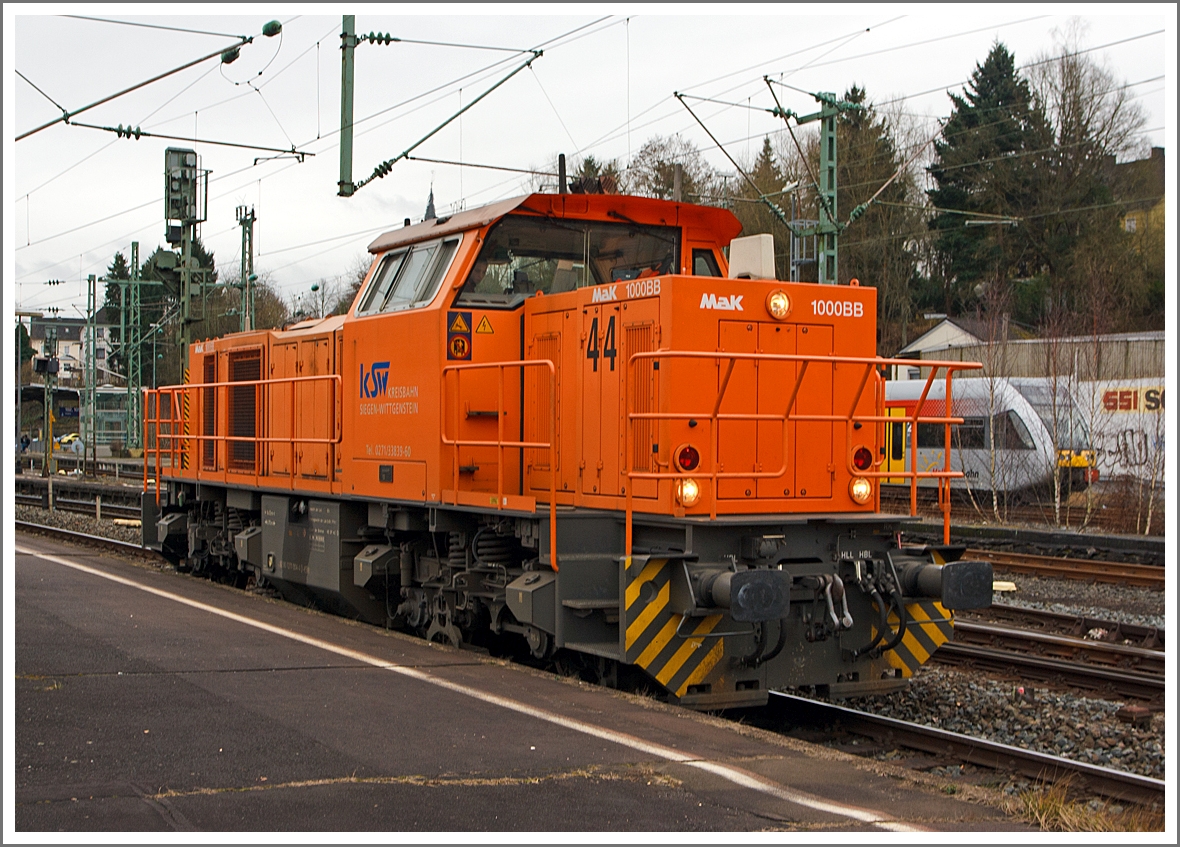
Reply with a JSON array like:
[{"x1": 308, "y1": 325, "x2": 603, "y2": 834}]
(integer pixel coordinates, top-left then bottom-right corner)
[
  {"x1": 14, "y1": 490, "x2": 142, "y2": 521},
  {"x1": 16, "y1": 521, "x2": 1164, "y2": 809},
  {"x1": 14, "y1": 520, "x2": 147, "y2": 555},
  {"x1": 950, "y1": 621, "x2": 1164, "y2": 677},
  {"x1": 767, "y1": 692, "x2": 1165, "y2": 807},
  {"x1": 967, "y1": 549, "x2": 1164, "y2": 589},
  {"x1": 934, "y1": 636, "x2": 1163, "y2": 703},
  {"x1": 935, "y1": 604, "x2": 1165, "y2": 702},
  {"x1": 967, "y1": 603, "x2": 1163, "y2": 649},
  {"x1": 16, "y1": 475, "x2": 146, "y2": 522}
]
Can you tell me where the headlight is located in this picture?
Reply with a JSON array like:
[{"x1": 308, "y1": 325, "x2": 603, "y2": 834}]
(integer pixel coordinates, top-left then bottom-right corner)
[
  {"x1": 849, "y1": 477, "x2": 873, "y2": 504},
  {"x1": 677, "y1": 478, "x2": 701, "y2": 507},
  {"x1": 765, "y1": 289, "x2": 791, "y2": 320}
]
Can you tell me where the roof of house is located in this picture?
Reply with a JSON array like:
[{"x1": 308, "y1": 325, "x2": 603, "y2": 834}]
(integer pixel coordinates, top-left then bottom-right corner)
[
  {"x1": 897, "y1": 315, "x2": 1035, "y2": 357},
  {"x1": 1108, "y1": 147, "x2": 1165, "y2": 213},
  {"x1": 28, "y1": 308, "x2": 119, "y2": 341}
]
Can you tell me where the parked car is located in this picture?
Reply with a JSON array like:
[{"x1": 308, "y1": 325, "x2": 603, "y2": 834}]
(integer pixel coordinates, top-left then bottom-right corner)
[{"x1": 55, "y1": 433, "x2": 84, "y2": 454}]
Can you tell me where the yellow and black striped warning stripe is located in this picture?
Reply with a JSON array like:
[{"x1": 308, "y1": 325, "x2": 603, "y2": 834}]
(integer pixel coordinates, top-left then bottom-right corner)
[
  {"x1": 180, "y1": 367, "x2": 191, "y2": 470},
  {"x1": 881, "y1": 599, "x2": 954, "y2": 677},
  {"x1": 622, "y1": 556, "x2": 728, "y2": 699}
]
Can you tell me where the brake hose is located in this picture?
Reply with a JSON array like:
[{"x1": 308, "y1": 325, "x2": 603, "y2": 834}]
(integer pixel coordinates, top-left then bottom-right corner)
[
  {"x1": 759, "y1": 617, "x2": 788, "y2": 664},
  {"x1": 850, "y1": 587, "x2": 890, "y2": 659},
  {"x1": 878, "y1": 590, "x2": 909, "y2": 653}
]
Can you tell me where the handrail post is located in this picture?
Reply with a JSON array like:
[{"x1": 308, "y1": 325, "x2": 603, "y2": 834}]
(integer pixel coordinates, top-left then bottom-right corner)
[
  {"x1": 942, "y1": 367, "x2": 954, "y2": 544},
  {"x1": 496, "y1": 365, "x2": 504, "y2": 509},
  {"x1": 624, "y1": 353, "x2": 634, "y2": 562},
  {"x1": 548, "y1": 364, "x2": 557, "y2": 572}
]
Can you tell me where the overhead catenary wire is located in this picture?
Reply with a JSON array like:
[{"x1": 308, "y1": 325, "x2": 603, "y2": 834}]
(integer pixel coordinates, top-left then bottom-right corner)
[
  {"x1": 18, "y1": 14, "x2": 625, "y2": 261},
  {"x1": 16, "y1": 69, "x2": 69, "y2": 115},
  {"x1": 16, "y1": 34, "x2": 259, "y2": 141},
  {"x1": 578, "y1": 13, "x2": 1044, "y2": 164},
  {"x1": 18, "y1": 63, "x2": 224, "y2": 201},
  {"x1": 352, "y1": 52, "x2": 542, "y2": 192},
  {"x1": 17, "y1": 16, "x2": 1162, "y2": 310},
  {"x1": 69, "y1": 120, "x2": 314, "y2": 158},
  {"x1": 675, "y1": 93, "x2": 795, "y2": 231},
  {"x1": 62, "y1": 15, "x2": 250, "y2": 40},
  {"x1": 16, "y1": 46, "x2": 533, "y2": 254}
]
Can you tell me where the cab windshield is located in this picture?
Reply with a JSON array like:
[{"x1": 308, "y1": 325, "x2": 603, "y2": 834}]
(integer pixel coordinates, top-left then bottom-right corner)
[
  {"x1": 454, "y1": 214, "x2": 679, "y2": 308},
  {"x1": 1013, "y1": 381, "x2": 1091, "y2": 450}
]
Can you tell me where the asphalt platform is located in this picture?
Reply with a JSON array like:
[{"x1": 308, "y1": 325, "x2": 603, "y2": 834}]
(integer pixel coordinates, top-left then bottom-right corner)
[{"x1": 13, "y1": 530, "x2": 1030, "y2": 834}]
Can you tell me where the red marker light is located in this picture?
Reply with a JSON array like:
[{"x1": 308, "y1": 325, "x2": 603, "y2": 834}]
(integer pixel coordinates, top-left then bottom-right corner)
[
  {"x1": 677, "y1": 445, "x2": 700, "y2": 471},
  {"x1": 853, "y1": 446, "x2": 873, "y2": 471}
]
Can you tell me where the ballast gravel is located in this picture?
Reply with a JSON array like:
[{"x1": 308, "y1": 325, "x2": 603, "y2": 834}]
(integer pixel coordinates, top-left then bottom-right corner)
[
  {"x1": 17, "y1": 505, "x2": 1165, "y2": 782},
  {"x1": 820, "y1": 663, "x2": 1165, "y2": 781}
]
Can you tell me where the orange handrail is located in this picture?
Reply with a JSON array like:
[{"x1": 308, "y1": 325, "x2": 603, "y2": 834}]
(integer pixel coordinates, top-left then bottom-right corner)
[
  {"x1": 623, "y1": 350, "x2": 982, "y2": 552},
  {"x1": 143, "y1": 373, "x2": 342, "y2": 502}
]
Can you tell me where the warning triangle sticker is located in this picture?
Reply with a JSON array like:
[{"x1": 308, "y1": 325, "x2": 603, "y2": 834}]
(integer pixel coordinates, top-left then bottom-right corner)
[
  {"x1": 449, "y1": 313, "x2": 470, "y2": 333},
  {"x1": 475, "y1": 316, "x2": 494, "y2": 334}
]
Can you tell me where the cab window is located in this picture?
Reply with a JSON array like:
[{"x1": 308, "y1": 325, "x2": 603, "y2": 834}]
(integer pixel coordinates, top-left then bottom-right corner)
[
  {"x1": 358, "y1": 237, "x2": 458, "y2": 315},
  {"x1": 454, "y1": 215, "x2": 679, "y2": 308},
  {"x1": 693, "y1": 248, "x2": 722, "y2": 276}
]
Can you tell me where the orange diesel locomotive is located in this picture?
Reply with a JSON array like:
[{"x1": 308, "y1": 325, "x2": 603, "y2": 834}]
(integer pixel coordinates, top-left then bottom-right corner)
[{"x1": 144, "y1": 192, "x2": 990, "y2": 710}]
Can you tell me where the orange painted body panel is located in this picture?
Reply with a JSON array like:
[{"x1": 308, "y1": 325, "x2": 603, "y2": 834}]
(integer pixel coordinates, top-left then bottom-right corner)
[{"x1": 150, "y1": 193, "x2": 888, "y2": 519}]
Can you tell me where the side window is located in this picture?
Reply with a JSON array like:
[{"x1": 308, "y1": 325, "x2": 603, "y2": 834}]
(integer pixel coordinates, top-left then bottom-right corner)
[
  {"x1": 384, "y1": 244, "x2": 438, "y2": 310},
  {"x1": 357, "y1": 238, "x2": 458, "y2": 315},
  {"x1": 951, "y1": 417, "x2": 986, "y2": 449},
  {"x1": 358, "y1": 250, "x2": 407, "y2": 315},
  {"x1": 693, "y1": 248, "x2": 722, "y2": 277},
  {"x1": 916, "y1": 423, "x2": 944, "y2": 448}
]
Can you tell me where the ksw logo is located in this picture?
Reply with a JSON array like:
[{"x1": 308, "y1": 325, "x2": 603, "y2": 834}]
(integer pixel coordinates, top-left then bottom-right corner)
[
  {"x1": 360, "y1": 361, "x2": 390, "y2": 398},
  {"x1": 700, "y1": 293, "x2": 744, "y2": 311}
]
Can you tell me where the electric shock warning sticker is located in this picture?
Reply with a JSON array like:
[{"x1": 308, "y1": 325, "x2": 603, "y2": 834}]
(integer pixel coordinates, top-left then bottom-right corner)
[{"x1": 447, "y1": 311, "x2": 472, "y2": 360}]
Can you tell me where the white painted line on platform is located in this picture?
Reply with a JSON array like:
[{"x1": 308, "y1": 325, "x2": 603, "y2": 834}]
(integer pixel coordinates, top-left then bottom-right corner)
[{"x1": 17, "y1": 545, "x2": 927, "y2": 832}]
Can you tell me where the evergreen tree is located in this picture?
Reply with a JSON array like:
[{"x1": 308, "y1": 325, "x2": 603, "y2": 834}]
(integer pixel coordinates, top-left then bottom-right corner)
[
  {"x1": 730, "y1": 137, "x2": 794, "y2": 279},
  {"x1": 1025, "y1": 24, "x2": 1153, "y2": 332},
  {"x1": 927, "y1": 43, "x2": 1054, "y2": 315},
  {"x1": 15, "y1": 322, "x2": 34, "y2": 366},
  {"x1": 97, "y1": 239, "x2": 219, "y2": 387},
  {"x1": 570, "y1": 154, "x2": 624, "y2": 194}
]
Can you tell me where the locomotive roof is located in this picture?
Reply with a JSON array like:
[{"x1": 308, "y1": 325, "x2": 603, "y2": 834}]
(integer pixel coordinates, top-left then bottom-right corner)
[{"x1": 367, "y1": 193, "x2": 743, "y2": 255}]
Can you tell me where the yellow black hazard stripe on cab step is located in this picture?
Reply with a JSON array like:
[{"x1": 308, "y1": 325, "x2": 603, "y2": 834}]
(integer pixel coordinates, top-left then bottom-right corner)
[
  {"x1": 622, "y1": 555, "x2": 727, "y2": 698},
  {"x1": 180, "y1": 367, "x2": 190, "y2": 470},
  {"x1": 881, "y1": 599, "x2": 954, "y2": 677}
]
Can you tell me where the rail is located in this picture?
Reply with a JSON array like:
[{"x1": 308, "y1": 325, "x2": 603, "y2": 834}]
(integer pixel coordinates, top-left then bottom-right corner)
[
  {"x1": 441, "y1": 359, "x2": 559, "y2": 571},
  {"x1": 769, "y1": 692, "x2": 1164, "y2": 806},
  {"x1": 623, "y1": 351, "x2": 982, "y2": 553},
  {"x1": 143, "y1": 373, "x2": 342, "y2": 503}
]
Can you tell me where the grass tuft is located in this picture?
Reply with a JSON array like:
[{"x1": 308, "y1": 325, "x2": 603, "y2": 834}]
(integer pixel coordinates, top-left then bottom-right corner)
[{"x1": 1004, "y1": 776, "x2": 1163, "y2": 832}]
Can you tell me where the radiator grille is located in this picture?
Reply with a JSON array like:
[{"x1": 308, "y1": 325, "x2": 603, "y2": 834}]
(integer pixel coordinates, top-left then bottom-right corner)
[
  {"x1": 202, "y1": 356, "x2": 216, "y2": 470},
  {"x1": 626, "y1": 323, "x2": 655, "y2": 472},
  {"x1": 228, "y1": 351, "x2": 260, "y2": 470}
]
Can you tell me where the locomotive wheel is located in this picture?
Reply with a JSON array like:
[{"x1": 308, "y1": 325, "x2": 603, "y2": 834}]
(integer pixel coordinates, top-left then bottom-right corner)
[{"x1": 524, "y1": 626, "x2": 550, "y2": 660}]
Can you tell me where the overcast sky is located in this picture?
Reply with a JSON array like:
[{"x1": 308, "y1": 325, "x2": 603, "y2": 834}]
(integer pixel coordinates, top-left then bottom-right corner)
[{"x1": 5, "y1": 4, "x2": 1175, "y2": 319}]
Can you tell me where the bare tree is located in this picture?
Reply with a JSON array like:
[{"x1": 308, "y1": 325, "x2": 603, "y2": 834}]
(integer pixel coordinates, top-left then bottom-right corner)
[{"x1": 626, "y1": 134, "x2": 719, "y2": 201}]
